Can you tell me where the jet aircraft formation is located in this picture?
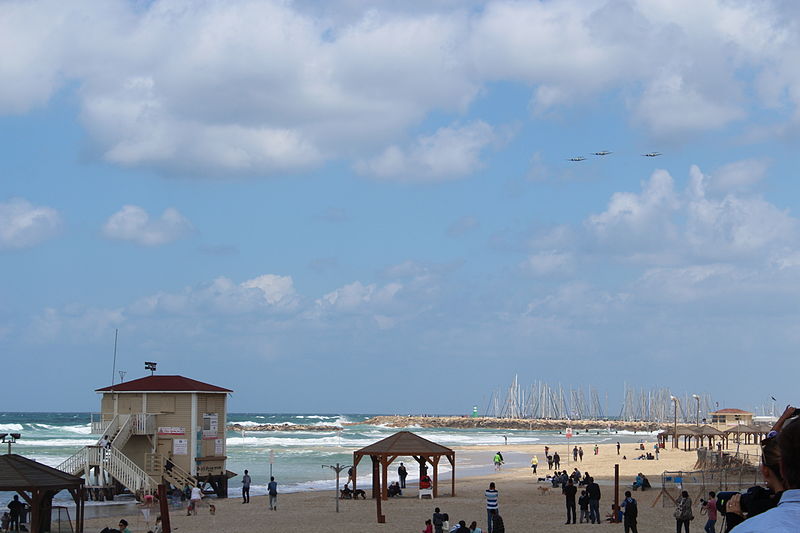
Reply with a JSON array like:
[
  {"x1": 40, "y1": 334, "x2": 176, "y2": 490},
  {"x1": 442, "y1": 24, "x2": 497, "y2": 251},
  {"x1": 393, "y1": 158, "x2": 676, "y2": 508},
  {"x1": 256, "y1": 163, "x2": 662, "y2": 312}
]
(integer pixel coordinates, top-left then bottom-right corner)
[{"x1": 567, "y1": 150, "x2": 661, "y2": 161}]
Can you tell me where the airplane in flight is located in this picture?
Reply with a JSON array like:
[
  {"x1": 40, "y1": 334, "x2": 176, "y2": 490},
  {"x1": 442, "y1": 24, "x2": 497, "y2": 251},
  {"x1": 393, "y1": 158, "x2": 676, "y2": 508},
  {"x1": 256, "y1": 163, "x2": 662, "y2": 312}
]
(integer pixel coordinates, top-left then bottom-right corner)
[
  {"x1": 567, "y1": 156, "x2": 586, "y2": 161},
  {"x1": 593, "y1": 151, "x2": 612, "y2": 156},
  {"x1": 642, "y1": 152, "x2": 662, "y2": 157}
]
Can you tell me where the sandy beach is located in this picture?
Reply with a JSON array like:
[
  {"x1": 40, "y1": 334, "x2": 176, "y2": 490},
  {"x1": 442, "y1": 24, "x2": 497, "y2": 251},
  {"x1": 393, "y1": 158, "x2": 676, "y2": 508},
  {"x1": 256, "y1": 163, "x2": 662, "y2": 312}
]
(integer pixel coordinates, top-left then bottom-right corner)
[{"x1": 85, "y1": 441, "x2": 759, "y2": 533}]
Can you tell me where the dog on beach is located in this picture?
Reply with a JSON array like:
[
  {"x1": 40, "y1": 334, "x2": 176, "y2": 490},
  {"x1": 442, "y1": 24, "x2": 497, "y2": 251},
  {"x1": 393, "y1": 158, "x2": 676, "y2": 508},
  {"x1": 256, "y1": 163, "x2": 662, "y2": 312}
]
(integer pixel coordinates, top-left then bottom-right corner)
[
  {"x1": 537, "y1": 486, "x2": 551, "y2": 496},
  {"x1": 209, "y1": 504, "x2": 216, "y2": 515},
  {"x1": 340, "y1": 486, "x2": 366, "y2": 500}
]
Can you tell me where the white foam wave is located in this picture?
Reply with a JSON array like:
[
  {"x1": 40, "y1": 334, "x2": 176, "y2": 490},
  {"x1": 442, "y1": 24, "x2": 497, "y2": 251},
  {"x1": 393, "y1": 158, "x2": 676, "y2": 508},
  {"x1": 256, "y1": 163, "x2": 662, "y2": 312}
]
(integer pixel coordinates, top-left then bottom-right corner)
[
  {"x1": 37, "y1": 424, "x2": 92, "y2": 434},
  {"x1": 0, "y1": 423, "x2": 23, "y2": 431},
  {"x1": 16, "y1": 439, "x2": 97, "y2": 447}
]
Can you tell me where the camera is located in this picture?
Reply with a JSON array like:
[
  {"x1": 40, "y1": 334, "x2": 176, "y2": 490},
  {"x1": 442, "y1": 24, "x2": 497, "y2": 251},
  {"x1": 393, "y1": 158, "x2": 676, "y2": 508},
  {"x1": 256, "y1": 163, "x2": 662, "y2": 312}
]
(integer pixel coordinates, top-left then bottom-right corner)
[{"x1": 717, "y1": 487, "x2": 777, "y2": 532}]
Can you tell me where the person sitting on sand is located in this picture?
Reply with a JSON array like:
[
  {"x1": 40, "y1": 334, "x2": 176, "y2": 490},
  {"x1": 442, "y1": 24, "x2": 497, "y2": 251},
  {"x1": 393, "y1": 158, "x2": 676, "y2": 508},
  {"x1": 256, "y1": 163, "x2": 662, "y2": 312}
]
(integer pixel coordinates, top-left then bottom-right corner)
[
  {"x1": 632, "y1": 473, "x2": 644, "y2": 490},
  {"x1": 469, "y1": 520, "x2": 482, "y2": 533},
  {"x1": 453, "y1": 520, "x2": 470, "y2": 532},
  {"x1": 605, "y1": 504, "x2": 622, "y2": 523},
  {"x1": 388, "y1": 481, "x2": 402, "y2": 497}
]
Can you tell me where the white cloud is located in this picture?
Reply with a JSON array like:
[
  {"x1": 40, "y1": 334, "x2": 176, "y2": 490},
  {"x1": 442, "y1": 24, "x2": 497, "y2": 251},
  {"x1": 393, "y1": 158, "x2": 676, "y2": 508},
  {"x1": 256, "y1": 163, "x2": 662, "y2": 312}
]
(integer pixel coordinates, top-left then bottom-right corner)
[
  {"x1": 131, "y1": 273, "x2": 298, "y2": 315},
  {"x1": 586, "y1": 169, "x2": 680, "y2": 249},
  {"x1": 356, "y1": 121, "x2": 497, "y2": 181},
  {"x1": 709, "y1": 158, "x2": 769, "y2": 193},
  {"x1": 522, "y1": 251, "x2": 574, "y2": 276},
  {"x1": 0, "y1": 198, "x2": 61, "y2": 250},
  {"x1": 103, "y1": 205, "x2": 192, "y2": 246},
  {"x1": 8, "y1": 1, "x2": 797, "y2": 174},
  {"x1": 316, "y1": 280, "x2": 402, "y2": 312},
  {"x1": 585, "y1": 164, "x2": 798, "y2": 263},
  {"x1": 241, "y1": 274, "x2": 298, "y2": 307}
]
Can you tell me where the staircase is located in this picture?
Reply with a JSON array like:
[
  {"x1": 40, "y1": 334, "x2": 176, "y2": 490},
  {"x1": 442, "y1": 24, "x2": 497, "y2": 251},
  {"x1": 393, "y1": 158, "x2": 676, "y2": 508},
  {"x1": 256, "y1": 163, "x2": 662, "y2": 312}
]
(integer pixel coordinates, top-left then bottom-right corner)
[
  {"x1": 57, "y1": 414, "x2": 155, "y2": 496},
  {"x1": 145, "y1": 453, "x2": 197, "y2": 489},
  {"x1": 57, "y1": 446, "x2": 156, "y2": 495}
]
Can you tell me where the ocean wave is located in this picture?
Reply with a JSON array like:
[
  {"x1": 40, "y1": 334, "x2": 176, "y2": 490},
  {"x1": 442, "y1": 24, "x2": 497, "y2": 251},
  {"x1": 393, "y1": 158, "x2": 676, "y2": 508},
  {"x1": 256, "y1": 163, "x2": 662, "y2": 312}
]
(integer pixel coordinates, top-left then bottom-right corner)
[
  {"x1": 15, "y1": 438, "x2": 97, "y2": 447},
  {"x1": 0, "y1": 423, "x2": 23, "y2": 431},
  {"x1": 227, "y1": 435, "x2": 361, "y2": 447},
  {"x1": 36, "y1": 423, "x2": 92, "y2": 434}
]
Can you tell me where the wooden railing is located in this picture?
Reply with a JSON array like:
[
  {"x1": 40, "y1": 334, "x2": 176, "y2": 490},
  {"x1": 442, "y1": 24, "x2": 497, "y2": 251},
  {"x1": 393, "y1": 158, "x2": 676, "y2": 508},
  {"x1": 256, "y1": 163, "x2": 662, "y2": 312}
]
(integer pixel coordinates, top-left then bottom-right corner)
[{"x1": 145, "y1": 453, "x2": 197, "y2": 489}]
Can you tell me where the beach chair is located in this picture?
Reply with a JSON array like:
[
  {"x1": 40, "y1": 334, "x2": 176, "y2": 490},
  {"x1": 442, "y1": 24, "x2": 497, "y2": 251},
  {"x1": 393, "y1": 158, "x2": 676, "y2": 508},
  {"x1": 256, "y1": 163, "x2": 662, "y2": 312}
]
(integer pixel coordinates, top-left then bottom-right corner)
[{"x1": 418, "y1": 488, "x2": 433, "y2": 499}]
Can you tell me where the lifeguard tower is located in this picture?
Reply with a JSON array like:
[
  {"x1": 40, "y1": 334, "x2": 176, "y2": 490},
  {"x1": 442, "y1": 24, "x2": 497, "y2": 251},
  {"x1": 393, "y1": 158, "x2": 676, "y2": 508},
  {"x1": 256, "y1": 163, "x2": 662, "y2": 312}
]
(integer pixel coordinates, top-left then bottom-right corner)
[{"x1": 57, "y1": 366, "x2": 233, "y2": 499}]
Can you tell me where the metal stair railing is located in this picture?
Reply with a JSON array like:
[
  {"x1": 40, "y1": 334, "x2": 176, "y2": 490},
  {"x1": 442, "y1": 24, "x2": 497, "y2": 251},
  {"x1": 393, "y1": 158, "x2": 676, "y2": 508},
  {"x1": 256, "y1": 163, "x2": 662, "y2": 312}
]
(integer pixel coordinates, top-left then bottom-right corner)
[{"x1": 105, "y1": 446, "x2": 156, "y2": 494}]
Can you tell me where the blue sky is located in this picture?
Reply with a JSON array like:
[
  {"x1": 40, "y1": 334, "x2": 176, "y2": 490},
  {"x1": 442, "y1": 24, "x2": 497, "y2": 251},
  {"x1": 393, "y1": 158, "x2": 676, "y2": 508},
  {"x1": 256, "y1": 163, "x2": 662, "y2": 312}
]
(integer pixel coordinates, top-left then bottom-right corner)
[{"x1": 2, "y1": 0, "x2": 799, "y2": 414}]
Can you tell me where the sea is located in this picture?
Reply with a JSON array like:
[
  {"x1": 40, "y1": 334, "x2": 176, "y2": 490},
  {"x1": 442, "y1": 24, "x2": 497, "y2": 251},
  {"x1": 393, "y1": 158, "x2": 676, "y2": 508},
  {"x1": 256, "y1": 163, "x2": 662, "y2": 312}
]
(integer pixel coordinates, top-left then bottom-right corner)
[{"x1": 0, "y1": 412, "x2": 655, "y2": 509}]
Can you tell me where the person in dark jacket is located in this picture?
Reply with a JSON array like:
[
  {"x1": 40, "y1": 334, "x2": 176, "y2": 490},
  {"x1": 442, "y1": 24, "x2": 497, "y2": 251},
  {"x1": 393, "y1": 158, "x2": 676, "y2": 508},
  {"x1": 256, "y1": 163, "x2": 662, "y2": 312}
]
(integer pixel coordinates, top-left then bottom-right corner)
[
  {"x1": 579, "y1": 490, "x2": 590, "y2": 523},
  {"x1": 432, "y1": 507, "x2": 446, "y2": 533},
  {"x1": 586, "y1": 476, "x2": 602, "y2": 524},
  {"x1": 491, "y1": 512, "x2": 505, "y2": 533},
  {"x1": 564, "y1": 478, "x2": 578, "y2": 524}
]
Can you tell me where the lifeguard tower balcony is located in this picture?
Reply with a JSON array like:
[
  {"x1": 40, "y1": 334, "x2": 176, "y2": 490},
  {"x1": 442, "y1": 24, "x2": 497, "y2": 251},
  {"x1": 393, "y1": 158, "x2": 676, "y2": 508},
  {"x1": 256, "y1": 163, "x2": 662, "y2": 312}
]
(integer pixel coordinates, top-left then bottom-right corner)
[{"x1": 57, "y1": 374, "x2": 233, "y2": 499}]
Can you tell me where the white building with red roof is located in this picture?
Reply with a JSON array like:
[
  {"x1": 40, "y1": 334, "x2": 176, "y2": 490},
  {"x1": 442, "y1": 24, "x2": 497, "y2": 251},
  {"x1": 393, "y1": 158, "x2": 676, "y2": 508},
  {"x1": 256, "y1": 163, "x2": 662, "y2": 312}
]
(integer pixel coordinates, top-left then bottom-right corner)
[
  {"x1": 57, "y1": 373, "x2": 233, "y2": 499},
  {"x1": 710, "y1": 408, "x2": 754, "y2": 427}
]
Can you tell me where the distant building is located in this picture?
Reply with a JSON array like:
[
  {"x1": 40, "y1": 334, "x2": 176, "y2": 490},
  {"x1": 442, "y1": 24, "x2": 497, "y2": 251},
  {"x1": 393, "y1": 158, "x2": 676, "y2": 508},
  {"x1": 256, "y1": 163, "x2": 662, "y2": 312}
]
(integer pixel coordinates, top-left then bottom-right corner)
[
  {"x1": 57, "y1": 374, "x2": 232, "y2": 499},
  {"x1": 710, "y1": 408, "x2": 754, "y2": 427}
]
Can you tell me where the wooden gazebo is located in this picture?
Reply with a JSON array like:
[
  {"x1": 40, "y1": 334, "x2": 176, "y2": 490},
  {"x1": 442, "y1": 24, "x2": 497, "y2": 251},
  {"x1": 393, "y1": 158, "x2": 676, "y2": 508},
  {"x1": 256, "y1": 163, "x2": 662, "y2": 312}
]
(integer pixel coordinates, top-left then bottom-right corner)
[
  {"x1": 724, "y1": 424, "x2": 769, "y2": 447},
  {"x1": 693, "y1": 425, "x2": 724, "y2": 449},
  {"x1": 0, "y1": 454, "x2": 85, "y2": 533},
  {"x1": 353, "y1": 431, "x2": 455, "y2": 500}
]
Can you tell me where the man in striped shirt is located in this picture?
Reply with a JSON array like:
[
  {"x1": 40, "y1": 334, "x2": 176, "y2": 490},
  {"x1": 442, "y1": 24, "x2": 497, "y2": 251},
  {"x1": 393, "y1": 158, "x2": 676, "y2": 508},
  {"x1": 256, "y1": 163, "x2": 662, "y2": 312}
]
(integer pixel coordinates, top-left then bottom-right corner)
[{"x1": 485, "y1": 482, "x2": 499, "y2": 533}]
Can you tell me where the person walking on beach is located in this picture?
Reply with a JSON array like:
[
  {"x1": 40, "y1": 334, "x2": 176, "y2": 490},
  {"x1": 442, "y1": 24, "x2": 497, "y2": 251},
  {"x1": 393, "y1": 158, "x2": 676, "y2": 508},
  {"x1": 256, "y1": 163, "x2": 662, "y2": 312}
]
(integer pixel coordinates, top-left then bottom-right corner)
[
  {"x1": 579, "y1": 447, "x2": 584, "y2": 461},
  {"x1": 547, "y1": 455, "x2": 553, "y2": 470},
  {"x1": 493, "y1": 452, "x2": 503, "y2": 471},
  {"x1": 675, "y1": 491, "x2": 693, "y2": 533},
  {"x1": 573, "y1": 446, "x2": 578, "y2": 462},
  {"x1": 594, "y1": 444, "x2": 599, "y2": 455},
  {"x1": 422, "y1": 518, "x2": 433, "y2": 533},
  {"x1": 268, "y1": 476, "x2": 278, "y2": 510},
  {"x1": 241, "y1": 469, "x2": 251, "y2": 503},
  {"x1": 485, "y1": 482, "x2": 499, "y2": 533},
  {"x1": 553, "y1": 451, "x2": 561, "y2": 470},
  {"x1": 586, "y1": 476, "x2": 601, "y2": 524},
  {"x1": 564, "y1": 478, "x2": 577, "y2": 524},
  {"x1": 188, "y1": 484, "x2": 202, "y2": 515},
  {"x1": 531, "y1": 455, "x2": 538, "y2": 474},
  {"x1": 398, "y1": 462, "x2": 408, "y2": 488},
  {"x1": 617, "y1": 442, "x2": 621, "y2": 455},
  {"x1": 432, "y1": 507, "x2": 446, "y2": 533},
  {"x1": 622, "y1": 490, "x2": 638, "y2": 533}
]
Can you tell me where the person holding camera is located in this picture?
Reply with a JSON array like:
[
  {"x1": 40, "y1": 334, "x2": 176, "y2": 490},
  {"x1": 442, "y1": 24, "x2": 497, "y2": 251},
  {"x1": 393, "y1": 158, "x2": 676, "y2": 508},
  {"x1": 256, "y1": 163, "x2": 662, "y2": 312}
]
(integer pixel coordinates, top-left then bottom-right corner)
[
  {"x1": 700, "y1": 492, "x2": 717, "y2": 533},
  {"x1": 731, "y1": 407, "x2": 800, "y2": 532}
]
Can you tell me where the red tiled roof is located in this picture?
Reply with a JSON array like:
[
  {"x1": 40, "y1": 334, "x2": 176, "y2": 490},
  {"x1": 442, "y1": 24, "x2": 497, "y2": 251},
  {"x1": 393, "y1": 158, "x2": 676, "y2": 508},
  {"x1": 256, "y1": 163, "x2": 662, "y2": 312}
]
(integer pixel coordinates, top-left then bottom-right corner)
[
  {"x1": 96, "y1": 375, "x2": 232, "y2": 393},
  {"x1": 711, "y1": 408, "x2": 752, "y2": 414}
]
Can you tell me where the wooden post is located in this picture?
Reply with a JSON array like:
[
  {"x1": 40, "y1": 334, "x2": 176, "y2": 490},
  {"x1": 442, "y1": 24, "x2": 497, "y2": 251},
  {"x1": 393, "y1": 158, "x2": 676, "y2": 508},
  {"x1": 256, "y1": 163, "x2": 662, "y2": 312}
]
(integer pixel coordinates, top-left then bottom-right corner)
[
  {"x1": 613, "y1": 464, "x2": 620, "y2": 523},
  {"x1": 381, "y1": 458, "x2": 388, "y2": 501},
  {"x1": 432, "y1": 456, "x2": 440, "y2": 498},
  {"x1": 450, "y1": 454, "x2": 456, "y2": 497},
  {"x1": 371, "y1": 455, "x2": 385, "y2": 523},
  {"x1": 158, "y1": 484, "x2": 171, "y2": 533}
]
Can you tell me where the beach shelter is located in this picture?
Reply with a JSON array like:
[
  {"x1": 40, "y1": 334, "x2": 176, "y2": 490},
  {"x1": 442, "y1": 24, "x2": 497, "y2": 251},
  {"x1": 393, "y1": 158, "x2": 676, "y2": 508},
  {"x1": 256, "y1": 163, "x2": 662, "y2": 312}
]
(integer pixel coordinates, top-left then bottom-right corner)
[
  {"x1": 693, "y1": 425, "x2": 724, "y2": 449},
  {"x1": 352, "y1": 431, "x2": 456, "y2": 501},
  {"x1": 0, "y1": 454, "x2": 85, "y2": 533}
]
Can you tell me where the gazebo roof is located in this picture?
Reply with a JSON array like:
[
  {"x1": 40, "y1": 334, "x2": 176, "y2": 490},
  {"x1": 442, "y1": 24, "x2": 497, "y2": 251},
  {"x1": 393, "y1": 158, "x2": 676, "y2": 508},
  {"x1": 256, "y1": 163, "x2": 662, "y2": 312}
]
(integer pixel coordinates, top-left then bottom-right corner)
[
  {"x1": 0, "y1": 454, "x2": 84, "y2": 491},
  {"x1": 354, "y1": 431, "x2": 454, "y2": 456},
  {"x1": 695, "y1": 425, "x2": 724, "y2": 436},
  {"x1": 724, "y1": 424, "x2": 761, "y2": 434}
]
